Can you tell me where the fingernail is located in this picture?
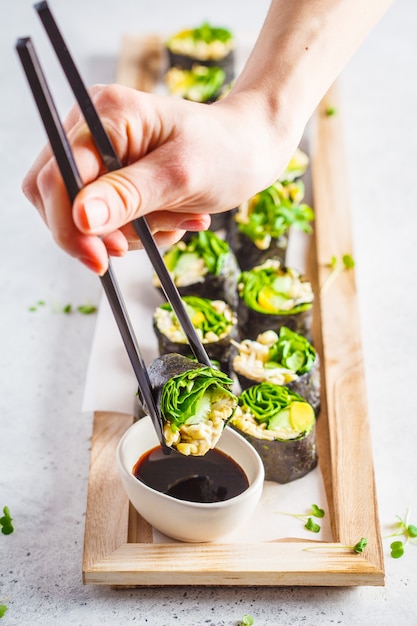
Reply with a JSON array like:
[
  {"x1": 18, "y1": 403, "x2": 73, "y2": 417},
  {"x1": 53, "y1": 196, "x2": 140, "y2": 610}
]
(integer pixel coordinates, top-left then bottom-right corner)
[
  {"x1": 79, "y1": 255, "x2": 107, "y2": 275},
  {"x1": 178, "y1": 219, "x2": 209, "y2": 231},
  {"x1": 81, "y1": 198, "x2": 110, "y2": 231}
]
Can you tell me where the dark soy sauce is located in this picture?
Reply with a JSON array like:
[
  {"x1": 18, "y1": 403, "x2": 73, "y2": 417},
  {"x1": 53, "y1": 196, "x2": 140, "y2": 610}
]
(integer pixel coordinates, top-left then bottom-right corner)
[{"x1": 133, "y1": 446, "x2": 249, "y2": 503}]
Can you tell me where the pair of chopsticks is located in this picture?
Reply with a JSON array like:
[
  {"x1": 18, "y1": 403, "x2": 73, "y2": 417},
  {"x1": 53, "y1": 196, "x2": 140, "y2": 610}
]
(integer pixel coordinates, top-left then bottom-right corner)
[{"x1": 16, "y1": 1, "x2": 211, "y2": 452}]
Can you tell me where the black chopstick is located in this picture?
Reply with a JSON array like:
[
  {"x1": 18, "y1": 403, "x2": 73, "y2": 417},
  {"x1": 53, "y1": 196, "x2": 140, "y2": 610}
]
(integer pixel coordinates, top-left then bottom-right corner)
[
  {"x1": 16, "y1": 36, "x2": 170, "y2": 452},
  {"x1": 34, "y1": 0, "x2": 211, "y2": 368}
]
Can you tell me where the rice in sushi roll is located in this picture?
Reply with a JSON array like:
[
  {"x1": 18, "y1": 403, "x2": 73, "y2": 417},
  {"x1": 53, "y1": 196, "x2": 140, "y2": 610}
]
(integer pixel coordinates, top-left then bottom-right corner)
[
  {"x1": 153, "y1": 230, "x2": 239, "y2": 307},
  {"x1": 230, "y1": 382, "x2": 317, "y2": 483},
  {"x1": 229, "y1": 179, "x2": 314, "y2": 270},
  {"x1": 237, "y1": 259, "x2": 314, "y2": 341},
  {"x1": 153, "y1": 295, "x2": 238, "y2": 376},
  {"x1": 232, "y1": 327, "x2": 320, "y2": 414},
  {"x1": 166, "y1": 22, "x2": 235, "y2": 82},
  {"x1": 148, "y1": 353, "x2": 237, "y2": 456}
]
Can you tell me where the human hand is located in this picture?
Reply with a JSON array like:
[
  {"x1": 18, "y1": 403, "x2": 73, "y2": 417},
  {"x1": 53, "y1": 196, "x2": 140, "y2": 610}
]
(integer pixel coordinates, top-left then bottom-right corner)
[{"x1": 23, "y1": 83, "x2": 301, "y2": 274}]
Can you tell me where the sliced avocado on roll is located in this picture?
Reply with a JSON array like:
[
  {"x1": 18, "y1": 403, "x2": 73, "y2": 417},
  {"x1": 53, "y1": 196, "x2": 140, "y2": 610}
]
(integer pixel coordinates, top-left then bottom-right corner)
[
  {"x1": 231, "y1": 382, "x2": 317, "y2": 483},
  {"x1": 148, "y1": 353, "x2": 238, "y2": 456}
]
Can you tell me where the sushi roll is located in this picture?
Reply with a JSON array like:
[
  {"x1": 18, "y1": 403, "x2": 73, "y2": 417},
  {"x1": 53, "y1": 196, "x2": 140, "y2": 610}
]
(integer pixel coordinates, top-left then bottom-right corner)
[
  {"x1": 230, "y1": 382, "x2": 317, "y2": 483},
  {"x1": 148, "y1": 353, "x2": 238, "y2": 456},
  {"x1": 164, "y1": 64, "x2": 227, "y2": 103},
  {"x1": 153, "y1": 230, "x2": 239, "y2": 308},
  {"x1": 237, "y1": 260, "x2": 314, "y2": 341},
  {"x1": 232, "y1": 327, "x2": 320, "y2": 414},
  {"x1": 166, "y1": 22, "x2": 235, "y2": 82},
  {"x1": 229, "y1": 179, "x2": 314, "y2": 270},
  {"x1": 153, "y1": 295, "x2": 238, "y2": 376}
]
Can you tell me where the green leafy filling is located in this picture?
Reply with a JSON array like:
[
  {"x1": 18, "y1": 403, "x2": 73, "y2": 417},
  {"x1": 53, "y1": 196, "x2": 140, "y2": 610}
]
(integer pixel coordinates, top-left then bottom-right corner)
[
  {"x1": 239, "y1": 382, "x2": 313, "y2": 435},
  {"x1": 159, "y1": 295, "x2": 233, "y2": 340},
  {"x1": 164, "y1": 230, "x2": 230, "y2": 278},
  {"x1": 237, "y1": 180, "x2": 314, "y2": 244},
  {"x1": 160, "y1": 366, "x2": 236, "y2": 430},
  {"x1": 239, "y1": 264, "x2": 313, "y2": 315},
  {"x1": 169, "y1": 22, "x2": 233, "y2": 46},
  {"x1": 266, "y1": 327, "x2": 316, "y2": 374},
  {"x1": 167, "y1": 65, "x2": 226, "y2": 102}
]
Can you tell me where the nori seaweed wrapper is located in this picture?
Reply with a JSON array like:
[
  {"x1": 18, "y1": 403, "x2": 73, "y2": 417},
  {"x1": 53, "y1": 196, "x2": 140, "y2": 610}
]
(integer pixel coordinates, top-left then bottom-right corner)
[
  {"x1": 148, "y1": 353, "x2": 238, "y2": 456},
  {"x1": 153, "y1": 295, "x2": 238, "y2": 377},
  {"x1": 154, "y1": 230, "x2": 239, "y2": 308},
  {"x1": 227, "y1": 179, "x2": 313, "y2": 271},
  {"x1": 209, "y1": 207, "x2": 237, "y2": 234},
  {"x1": 229, "y1": 229, "x2": 288, "y2": 271},
  {"x1": 232, "y1": 327, "x2": 320, "y2": 415},
  {"x1": 230, "y1": 382, "x2": 317, "y2": 483},
  {"x1": 237, "y1": 261, "x2": 314, "y2": 342},
  {"x1": 166, "y1": 50, "x2": 234, "y2": 83}
]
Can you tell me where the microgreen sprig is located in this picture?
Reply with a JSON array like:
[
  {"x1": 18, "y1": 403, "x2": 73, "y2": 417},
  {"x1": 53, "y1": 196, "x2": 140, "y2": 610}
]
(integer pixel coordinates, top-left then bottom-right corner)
[
  {"x1": 0, "y1": 507, "x2": 13, "y2": 535},
  {"x1": 276, "y1": 503, "x2": 325, "y2": 533},
  {"x1": 383, "y1": 509, "x2": 417, "y2": 558},
  {"x1": 0, "y1": 604, "x2": 8, "y2": 619},
  {"x1": 238, "y1": 615, "x2": 254, "y2": 626},
  {"x1": 321, "y1": 254, "x2": 355, "y2": 295},
  {"x1": 304, "y1": 537, "x2": 368, "y2": 554}
]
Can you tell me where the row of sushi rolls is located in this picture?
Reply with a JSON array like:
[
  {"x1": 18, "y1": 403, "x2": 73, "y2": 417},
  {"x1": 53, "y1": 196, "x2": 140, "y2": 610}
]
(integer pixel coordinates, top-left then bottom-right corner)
[{"x1": 140, "y1": 22, "x2": 320, "y2": 485}]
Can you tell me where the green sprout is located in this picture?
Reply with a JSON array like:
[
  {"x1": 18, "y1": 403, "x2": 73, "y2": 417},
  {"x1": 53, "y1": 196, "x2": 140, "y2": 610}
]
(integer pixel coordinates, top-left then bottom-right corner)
[
  {"x1": 238, "y1": 616, "x2": 254, "y2": 626},
  {"x1": 383, "y1": 509, "x2": 417, "y2": 558},
  {"x1": 0, "y1": 507, "x2": 14, "y2": 535},
  {"x1": 28, "y1": 299, "x2": 46, "y2": 312},
  {"x1": 304, "y1": 537, "x2": 368, "y2": 554},
  {"x1": 0, "y1": 604, "x2": 8, "y2": 618},
  {"x1": 77, "y1": 303, "x2": 97, "y2": 315},
  {"x1": 276, "y1": 503, "x2": 325, "y2": 533},
  {"x1": 321, "y1": 253, "x2": 355, "y2": 295}
]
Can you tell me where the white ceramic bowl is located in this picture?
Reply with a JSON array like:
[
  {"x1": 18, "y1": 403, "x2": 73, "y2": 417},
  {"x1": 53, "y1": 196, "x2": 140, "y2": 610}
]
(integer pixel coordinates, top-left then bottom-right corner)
[{"x1": 116, "y1": 415, "x2": 264, "y2": 542}]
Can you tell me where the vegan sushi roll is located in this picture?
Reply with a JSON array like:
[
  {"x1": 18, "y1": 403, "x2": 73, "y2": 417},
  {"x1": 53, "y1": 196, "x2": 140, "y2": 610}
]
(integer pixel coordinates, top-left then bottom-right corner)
[
  {"x1": 232, "y1": 327, "x2": 320, "y2": 414},
  {"x1": 166, "y1": 22, "x2": 235, "y2": 82},
  {"x1": 153, "y1": 295, "x2": 238, "y2": 376},
  {"x1": 164, "y1": 64, "x2": 227, "y2": 103},
  {"x1": 148, "y1": 353, "x2": 238, "y2": 456},
  {"x1": 237, "y1": 260, "x2": 314, "y2": 341},
  {"x1": 229, "y1": 179, "x2": 314, "y2": 270},
  {"x1": 230, "y1": 382, "x2": 317, "y2": 483},
  {"x1": 153, "y1": 230, "x2": 239, "y2": 307}
]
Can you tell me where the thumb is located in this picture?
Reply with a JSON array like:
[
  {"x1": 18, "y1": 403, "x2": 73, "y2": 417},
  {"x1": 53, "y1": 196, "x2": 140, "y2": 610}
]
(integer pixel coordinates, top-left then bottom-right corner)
[{"x1": 73, "y1": 169, "x2": 145, "y2": 234}]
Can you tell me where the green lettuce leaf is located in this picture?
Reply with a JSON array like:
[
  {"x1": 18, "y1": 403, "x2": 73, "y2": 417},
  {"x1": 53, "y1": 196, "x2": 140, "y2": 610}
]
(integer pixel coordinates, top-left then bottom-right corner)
[
  {"x1": 267, "y1": 327, "x2": 316, "y2": 374},
  {"x1": 161, "y1": 366, "x2": 236, "y2": 429}
]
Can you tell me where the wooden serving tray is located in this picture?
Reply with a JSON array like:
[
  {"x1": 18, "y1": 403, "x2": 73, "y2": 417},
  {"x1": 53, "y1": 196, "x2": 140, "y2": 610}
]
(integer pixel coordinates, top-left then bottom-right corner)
[{"x1": 82, "y1": 36, "x2": 384, "y2": 586}]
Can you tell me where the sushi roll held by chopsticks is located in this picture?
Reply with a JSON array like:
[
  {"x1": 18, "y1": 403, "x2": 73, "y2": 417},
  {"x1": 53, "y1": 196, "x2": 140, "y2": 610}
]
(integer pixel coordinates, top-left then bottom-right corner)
[{"x1": 148, "y1": 353, "x2": 238, "y2": 456}]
